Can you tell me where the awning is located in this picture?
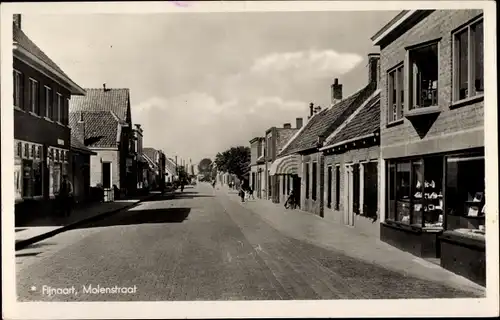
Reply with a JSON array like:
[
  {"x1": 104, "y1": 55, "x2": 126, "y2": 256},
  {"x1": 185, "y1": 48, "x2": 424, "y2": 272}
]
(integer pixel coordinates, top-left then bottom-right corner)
[{"x1": 269, "y1": 154, "x2": 301, "y2": 176}]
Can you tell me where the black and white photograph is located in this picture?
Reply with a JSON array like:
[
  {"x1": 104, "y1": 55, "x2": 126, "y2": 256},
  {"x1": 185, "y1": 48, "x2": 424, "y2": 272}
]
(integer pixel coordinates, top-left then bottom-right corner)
[{"x1": 1, "y1": 1, "x2": 498, "y2": 319}]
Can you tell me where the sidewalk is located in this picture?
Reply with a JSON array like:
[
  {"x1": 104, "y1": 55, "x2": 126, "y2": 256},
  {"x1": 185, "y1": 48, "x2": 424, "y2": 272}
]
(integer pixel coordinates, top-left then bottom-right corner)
[
  {"x1": 15, "y1": 191, "x2": 167, "y2": 250},
  {"x1": 216, "y1": 185, "x2": 486, "y2": 295}
]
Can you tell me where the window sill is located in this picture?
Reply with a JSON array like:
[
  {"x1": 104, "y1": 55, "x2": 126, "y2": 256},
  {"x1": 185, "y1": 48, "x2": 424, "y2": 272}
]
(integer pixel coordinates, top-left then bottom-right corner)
[
  {"x1": 450, "y1": 94, "x2": 484, "y2": 109},
  {"x1": 14, "y1": 106, "x2": 25, "y2": 112},
  {"x1": 28, "y1": 111, "x2": 42, "y2": 118},
  {"x1": 386, "y1": 119, "x2": 404, "y2": 128},
  {"x1": 44, "y1": 116, "x2": 54, "y2": 123},
  {"x1": 405, "y1": 105, "x2": 441, "y2": 119}
]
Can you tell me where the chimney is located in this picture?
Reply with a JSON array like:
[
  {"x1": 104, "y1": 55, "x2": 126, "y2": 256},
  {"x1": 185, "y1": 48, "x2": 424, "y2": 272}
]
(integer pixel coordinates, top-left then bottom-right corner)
[
  {"x1": 76, "y1": 112, "x2": 85, "y2": 143},
  {"x1": 296, "y1": 117, "x2": 303, "y2": 129},
  {"x1": 103, "y1": 83, "x2": 108, "y2": 92},
  {"x1": 13, "y1": 14, "x2": 21, "y2": 29},
  {"x1": 368, "y1": 53, "x2": 381, "y2": 87},
  {"x1": 331, "y1": 78, "x2": 343, "y2": 106},
  {"x1": 309, "y1": 102, "x2": 314, "y2": 117},
  {"x1": 283, "y1": 123, "x2": 292, "y2": 129}
]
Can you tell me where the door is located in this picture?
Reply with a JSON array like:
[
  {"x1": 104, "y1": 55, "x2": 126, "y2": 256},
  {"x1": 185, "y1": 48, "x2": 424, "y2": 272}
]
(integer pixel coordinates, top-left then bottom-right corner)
[
  {"x1": 293, "y1": 175, "x2": 301, "y2": 208},
  {"x1": 345, "y1": 165, "x2": 355, "y2": 226},
  {"x1": 327, "y1": 166, "x2": 333, "y2": 208},
  {"x1": 102, "y1": 162, "x2": 113, "y2": 202}
]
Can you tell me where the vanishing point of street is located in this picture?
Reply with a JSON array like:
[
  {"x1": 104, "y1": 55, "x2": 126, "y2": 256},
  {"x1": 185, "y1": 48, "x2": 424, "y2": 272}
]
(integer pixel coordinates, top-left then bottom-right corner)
[{"x1": 16, "y1": 183, "x2": 484, "y2": 301}]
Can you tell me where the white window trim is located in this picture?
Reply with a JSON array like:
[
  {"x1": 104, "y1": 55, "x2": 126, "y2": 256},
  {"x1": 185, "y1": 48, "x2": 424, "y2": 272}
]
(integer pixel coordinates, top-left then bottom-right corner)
[
  {"x1": 13, "y1": 69, "x2": 22, "y2": 108},
  {"x1": 387, "y1": 64, "x2": 405, "y2": 124},
  {"x1": 56, "y1": 92, "x2": 63, "y2": 123},
  {"x1": 44, "y1": 85, "x2": 52, "y2": 119},
  {"x1": 406, "y1": 41, "x2": 440, "y2": 110},
  {"x1": 28, "y1": 78, "x2": 39, "y2": 114},
  {"x1": 452, "y1": 17, "x2": 484, "y2": 103}
]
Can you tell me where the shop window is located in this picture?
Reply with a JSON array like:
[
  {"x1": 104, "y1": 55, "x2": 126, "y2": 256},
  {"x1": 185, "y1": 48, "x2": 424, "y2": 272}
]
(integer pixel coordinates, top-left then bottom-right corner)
[
  {"x1": 453, "y1": 17, "x2": 484, "y2": 101},
  {"x1": 422, "y1": 157, "x2": 444, "y2": 228},
  {"x1": 408, "y1": 42, "x2": 439, "y2": 109},
  {"x1": 445, "y1": 153, "x2": 485, "y2": 234},
  {"x1": 327, "y1": 166, "x2": 333, "y2": 208},
  {"x1": 387, "y1": 65, "x2": 404, "y2": 123},
  {"x1": 13, "y1": 70, "x2": 23, "y2": 108},
  {"x1": 312, "y1": 162, "x2": 317, "y2": 201},
  {"x1": 14, "y1": 160, "x2": 22, "y2": 200},
  {"x1": 334, "y1": 165, "x2": 340, "y2": 210},
  {"x1": 33, "y1": 160, "x2": 43, "y2": 197},
  {"x1": 305, "y1": 163, "x2": 310, "y2": 199}
]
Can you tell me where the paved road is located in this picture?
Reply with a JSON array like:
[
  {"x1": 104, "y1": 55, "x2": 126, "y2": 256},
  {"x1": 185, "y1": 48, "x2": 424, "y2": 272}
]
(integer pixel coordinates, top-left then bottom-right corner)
[{"x1": 16, "y1": 184, "x2": 482, "y2": 301}]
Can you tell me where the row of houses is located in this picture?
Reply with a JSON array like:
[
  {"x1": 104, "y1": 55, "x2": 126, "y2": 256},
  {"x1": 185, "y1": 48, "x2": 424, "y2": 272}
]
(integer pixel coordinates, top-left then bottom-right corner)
[
  {"x1": 12, "y1": 14, "x2": 178, "y2": 222},
  {"x1": 247, "y1": 10, "x2": 486, "y2": 286}
]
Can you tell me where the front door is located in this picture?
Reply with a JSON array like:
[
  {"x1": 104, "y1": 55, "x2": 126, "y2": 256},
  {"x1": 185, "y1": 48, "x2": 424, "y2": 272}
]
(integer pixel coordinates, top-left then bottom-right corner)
[
  {"x1": 102, "y1": 162, "x2": 113, "y2": 202},
  {"x1": 293, "y1": 175, "x2": 301, "y2": 208}
]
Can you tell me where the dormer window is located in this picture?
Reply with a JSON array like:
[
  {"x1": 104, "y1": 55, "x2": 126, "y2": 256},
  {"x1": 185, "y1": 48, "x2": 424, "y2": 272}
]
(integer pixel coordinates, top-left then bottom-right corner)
[{"x1": 408, "y1": 42, "x2": 439, "y2": 110}]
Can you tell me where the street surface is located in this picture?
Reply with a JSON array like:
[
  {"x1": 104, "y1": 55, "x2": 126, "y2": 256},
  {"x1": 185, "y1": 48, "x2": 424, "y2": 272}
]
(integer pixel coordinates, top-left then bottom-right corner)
[{"x1": 16, "y1": 184, "x2": 484, "y2": 301}]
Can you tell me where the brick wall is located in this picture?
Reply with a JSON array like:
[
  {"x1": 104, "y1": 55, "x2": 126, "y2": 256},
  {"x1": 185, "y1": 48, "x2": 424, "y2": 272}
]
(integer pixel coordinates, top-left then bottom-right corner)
[
  {"x1": 90, "y1": 149, "x2": 120, "y2": 188},
  {"x1": 324, "y1": 145, "x2": 380, "y2": 238},
  {"x1": 380, "y1": 10, "x2": 484, "y2": 158}
]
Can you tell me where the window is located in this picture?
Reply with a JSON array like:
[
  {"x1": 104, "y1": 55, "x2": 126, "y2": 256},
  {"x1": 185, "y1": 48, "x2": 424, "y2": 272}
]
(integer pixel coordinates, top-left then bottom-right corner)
[
  {"x1": 327, "y1": 166, "x2": 333, "y2": 208},
  {"x1": 13, "y1": 70, "x2": 23, "y2": 108},
  {"x1": 56, "y1": 93, "x2": 63, "y2": 122},
  {"x1": 282, "y1": 176, "x2": 286, "y2": 195},
  {"x1": 305, "y1": 163, "x2": 310, "y2": 199},
  {"x1": 312, "y1": 162, "x2": 317, "y2": 201},
  {"x1": 387, "y1": 157, "x2": 444, "y2": 229},
  {"x1": 453, "y1": 18, "x2": 484, "y2": 101},
  {"x1": 267, "y1": 136, "x2": 272, "y2": 159},
  {"x1": 335, "y1": 165, "x2": 340, "y2": 210},
  {"x1": 408, "y1": 42, "x2": 439, "y2": 109},
  {"x1": 387, "y1": 65, "x2": 405, "y2": 123},
  {"x1": 363, "y1": 162, "x2": 378, "y2": 218},
  {"x1": 287, "y1": 176, "x2": 291, "y2": 195},
  {"x1": 445, "y1": 153, "x2": 484, "y2": 234},
  {"x1": 44, "y1": 86, "x2": 52, "y2": 118},
  {"x1": 28, "y1": 78, "x2": 39, "y2": 114}
]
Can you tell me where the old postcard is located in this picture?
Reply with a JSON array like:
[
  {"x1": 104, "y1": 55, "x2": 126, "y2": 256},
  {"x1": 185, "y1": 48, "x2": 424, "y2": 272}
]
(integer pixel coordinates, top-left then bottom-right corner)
[{"x1": 1, "y1": 1, "x2": 498, "y2": 319}]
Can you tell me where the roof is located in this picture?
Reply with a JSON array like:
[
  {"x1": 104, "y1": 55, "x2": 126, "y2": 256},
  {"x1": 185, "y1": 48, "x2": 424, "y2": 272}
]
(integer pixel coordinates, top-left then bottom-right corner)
[
  {"x1": 371, "y1": 10, "x2": 434, "y2": 46},
  {"x1": 324, "y1": 92, "x2": 380, "y2": 147},
  {"x1": 69, "y1": 111, "x2": 121, "y2": 148},
  {"x1": 279, "y1": 82, "x2": 376, "y2": 156},
  {"x1": 13, "y1": 25, "x2": 85, "y2": 95},
  {"x1": 70, "y1": 133, "x2": 96, "y2": 155},
  {"x1": 69, "y1": 88, "x2": 130, "y2": 122},
  {"x1": 143, "y1": 148, "x2": 158, "y2": 163}
]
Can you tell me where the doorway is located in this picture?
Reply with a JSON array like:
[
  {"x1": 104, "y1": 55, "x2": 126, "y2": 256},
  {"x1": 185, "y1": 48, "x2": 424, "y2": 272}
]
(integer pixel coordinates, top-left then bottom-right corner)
[
  {"x1": 102, "y1": 162, "x2": 113, "y2": 202},
  {"x1": 345, "y1": 164, "x2": 360, "y2": 226},
  {"x1": 292, "y1": 175, "x2": 301, "y2": 208}
]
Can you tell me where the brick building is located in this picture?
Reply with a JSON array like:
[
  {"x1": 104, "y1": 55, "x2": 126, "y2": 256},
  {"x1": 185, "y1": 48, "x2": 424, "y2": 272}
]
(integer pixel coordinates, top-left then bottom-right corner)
[
  {"x1": 372, "y1": 10, "x2": 485, "y2": 285},
  {"x1": 13, "y1": 15, "x2": 86, "y2": 222},
  {"x1": 264, "y1": 122, "x2": 301, "y2": 203},
  {"x1": 320, "y1": 54, "x2": 382, "y2": 238},
  {"x1": 274, "y1": 74, "x2": 377, "y2": 217},
  {"x1": 249, "y1": 137, "x2": 265, "y2": 198}
]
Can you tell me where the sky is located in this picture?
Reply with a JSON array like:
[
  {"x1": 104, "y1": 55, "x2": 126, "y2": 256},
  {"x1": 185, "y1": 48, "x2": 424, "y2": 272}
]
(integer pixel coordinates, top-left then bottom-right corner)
[{"x1": 21, "y1": 10, "x2": 397, "y2": 164}]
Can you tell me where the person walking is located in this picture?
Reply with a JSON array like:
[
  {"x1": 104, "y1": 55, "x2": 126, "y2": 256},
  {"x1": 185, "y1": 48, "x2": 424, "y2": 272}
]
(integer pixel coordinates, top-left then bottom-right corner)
[
  {"x1": 59, "y1": 175, "x2": 73, "y2": 217},
  {"x1": 238, "y1": 185, "x2": 245, "y2": 203}
]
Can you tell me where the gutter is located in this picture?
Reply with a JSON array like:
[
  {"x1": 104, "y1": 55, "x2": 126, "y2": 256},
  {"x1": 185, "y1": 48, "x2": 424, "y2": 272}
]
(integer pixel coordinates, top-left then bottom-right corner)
[{"x1": 320, "y1": 133, "x2": 377, "y2": 151}]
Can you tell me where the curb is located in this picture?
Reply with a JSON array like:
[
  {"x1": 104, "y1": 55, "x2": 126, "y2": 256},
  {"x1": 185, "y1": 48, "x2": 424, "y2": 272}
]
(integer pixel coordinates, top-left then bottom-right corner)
[{"x1": 15, "y1": 192, "x2": 167, "y2": 251}]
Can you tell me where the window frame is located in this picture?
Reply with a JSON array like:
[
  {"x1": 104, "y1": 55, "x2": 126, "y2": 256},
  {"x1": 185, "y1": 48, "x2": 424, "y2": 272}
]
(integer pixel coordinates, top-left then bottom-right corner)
[
  {"x1": 56, "y1": 92, "x2": 63, "y2": 123},
  {"x1": 13, "y1": 69, "x2": 23, "y2": 108},
  {"x1": 312, "y1": 161, "x2": 317, "y2": 201},
  {"x1": 387, "y1": 63, "x2": 405, "y2": 124},
  {"x1": 327, "y1": 165, "x2": 333, "y2": 208},
  {"x1": 28, "y1": 78, "x2": 39, "y2": 114},
  {"x1": 44, "y1": 86, "x2": 52, "y2": 119},
  {"x1": 452, "y1": 16, "x2": 484, "y2": 103},
  {"x1": 334, "y1": 165, "x2": 341, "y2": 210},
  {"x1": 406, "y1": 40, "x2": 441, "y2": 111},
  {"x1": 305, "y1": 162, "x2": 310, "y2": 199}
]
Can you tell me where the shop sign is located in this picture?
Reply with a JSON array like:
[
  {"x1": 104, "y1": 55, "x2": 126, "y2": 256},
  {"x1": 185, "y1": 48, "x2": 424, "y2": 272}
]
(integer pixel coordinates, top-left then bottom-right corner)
[{"x1": 57, "y1": 139, "x2": 64, "y2": 146}]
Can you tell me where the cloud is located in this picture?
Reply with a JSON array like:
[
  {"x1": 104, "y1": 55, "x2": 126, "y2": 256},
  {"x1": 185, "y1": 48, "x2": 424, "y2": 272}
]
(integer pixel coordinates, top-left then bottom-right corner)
[
  {"x1": 133, "y1": 93, "x2": 308, "y2": 162},
  {"x1": 250, "y1": 49, "x2": 363, "y2": 79}
]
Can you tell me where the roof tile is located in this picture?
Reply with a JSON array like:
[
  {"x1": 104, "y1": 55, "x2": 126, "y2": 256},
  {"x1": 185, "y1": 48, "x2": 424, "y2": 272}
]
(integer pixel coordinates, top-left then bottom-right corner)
[
  {"x1": 69, "y1": 111, "x2": 120, "y2": 148},
  {"x1": 69, "y1": 88, "x2": 130, "y2": 122}
]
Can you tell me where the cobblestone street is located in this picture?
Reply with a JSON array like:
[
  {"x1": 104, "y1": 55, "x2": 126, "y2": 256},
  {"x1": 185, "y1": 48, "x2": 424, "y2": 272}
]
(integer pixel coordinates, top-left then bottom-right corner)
[{"x1": 16, "y1": 184, "x2": 485, "y2": 301}]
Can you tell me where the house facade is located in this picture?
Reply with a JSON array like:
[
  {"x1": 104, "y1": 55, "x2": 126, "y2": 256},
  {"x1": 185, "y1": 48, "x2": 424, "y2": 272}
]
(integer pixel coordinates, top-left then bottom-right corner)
[
  {"x1": 143, "y1": 147, "x2": 167, "y2": 191},
  {"x1": 13, "y1": 14, "x2": 86, "y2": 222},
  {"x1": 264, "y1": 123, "x2": 301, "y2": 203},
  {"x1": 249, "y1": 137, "x2": 265, "y2": 198},
  {"x1": 373, "y1": 10, "x2": 485, "y2": 285},
  {"x1": 70, "y1": 132, "x2": 97, "y2": 203},
  {"x1": 165, "y1": 157, "x2": 177, "y2": 183},
  {"x1": 69, "y1": 86, "x2": 136, "y2": 197},
  {"x1": 319, "y1": 54, "x2": 382, "y2": 238}
]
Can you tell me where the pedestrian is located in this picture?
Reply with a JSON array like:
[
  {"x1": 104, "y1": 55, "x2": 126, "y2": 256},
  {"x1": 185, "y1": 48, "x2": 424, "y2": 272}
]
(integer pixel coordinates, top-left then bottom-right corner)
[
  {"x1": 59, "y1": 174, "x2": 73, "y2": 217},
  {"x1": 248, "y1": 187, "x2": 255, "y2": 200},
  {"x1": 212, "y1": 180, "x2": 216, "y2": 188},
  {"x1": 238, "y1": 185, "x2": 245, "y2": 202}
]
